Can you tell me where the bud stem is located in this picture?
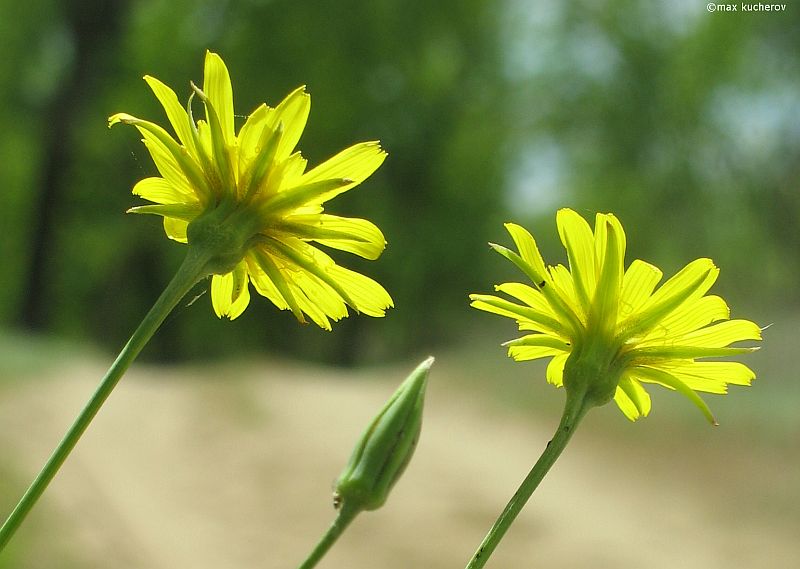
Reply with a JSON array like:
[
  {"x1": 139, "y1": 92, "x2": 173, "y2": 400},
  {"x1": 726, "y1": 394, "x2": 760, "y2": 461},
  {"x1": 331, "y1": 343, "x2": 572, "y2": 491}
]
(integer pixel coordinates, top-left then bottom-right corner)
[
  {"x1": 297, "y1": 502, "x2": 361, "y2": 569},
  {"x1": 0, "y1": 247, "x2": 212, "y2": 552},
  {"x1": 464, "y1": 389, "x2": 591, "y2": 569}
]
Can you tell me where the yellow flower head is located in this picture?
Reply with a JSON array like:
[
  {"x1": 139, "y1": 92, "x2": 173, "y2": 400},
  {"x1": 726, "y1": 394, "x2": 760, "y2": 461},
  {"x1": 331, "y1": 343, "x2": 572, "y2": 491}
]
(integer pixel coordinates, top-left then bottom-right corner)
[
  {"x1": 109, "y1": 51, "x2": 392, "y2": 328},
  {"x1": 470, "y1": 208, "x2": 761, "y2": 423}
]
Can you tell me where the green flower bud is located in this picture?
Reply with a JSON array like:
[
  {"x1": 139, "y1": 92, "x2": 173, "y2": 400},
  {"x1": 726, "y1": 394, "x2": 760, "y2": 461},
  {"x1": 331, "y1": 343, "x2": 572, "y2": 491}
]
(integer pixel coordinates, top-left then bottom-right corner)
[{"x1": 334, "y1": 357, "x2": 433, "y2": 512}]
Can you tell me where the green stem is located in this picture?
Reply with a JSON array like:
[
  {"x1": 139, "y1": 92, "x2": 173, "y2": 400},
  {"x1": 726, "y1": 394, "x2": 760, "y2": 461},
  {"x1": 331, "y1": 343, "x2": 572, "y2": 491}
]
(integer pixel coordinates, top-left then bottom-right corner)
[
  {"x1": 0, "y1": 248, "x2": 211, "y2": 552},
  {"x1": 464, "y1": 390, "x2": 591, "y2": 569},
  {"x1": 297, "y1": 503, "x2": 361, "y2": 569}
]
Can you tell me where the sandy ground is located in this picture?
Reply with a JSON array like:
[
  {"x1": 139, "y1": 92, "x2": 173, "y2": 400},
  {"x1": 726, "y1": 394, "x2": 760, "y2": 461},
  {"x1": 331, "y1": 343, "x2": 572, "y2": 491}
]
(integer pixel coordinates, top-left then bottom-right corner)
[{"x1": 0, "y1": 356, "x2": 798, "y2": 569}]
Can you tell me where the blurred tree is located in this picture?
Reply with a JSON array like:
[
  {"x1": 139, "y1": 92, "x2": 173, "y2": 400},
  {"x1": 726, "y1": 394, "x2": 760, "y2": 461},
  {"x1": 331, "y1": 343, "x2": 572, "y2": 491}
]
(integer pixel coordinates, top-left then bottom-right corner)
[
  {"x1": 2, "y1": 0, "x2": 797, "y2": 365},
  {"x1": 2, "y1": 0, "x2": 510, "y2": 364},
  {"x1": 17, "y1": 0, "x2": 129, "y2": 330},
  {"x1": 502, "y1": 0, "x2": 800, "y2": 309}
]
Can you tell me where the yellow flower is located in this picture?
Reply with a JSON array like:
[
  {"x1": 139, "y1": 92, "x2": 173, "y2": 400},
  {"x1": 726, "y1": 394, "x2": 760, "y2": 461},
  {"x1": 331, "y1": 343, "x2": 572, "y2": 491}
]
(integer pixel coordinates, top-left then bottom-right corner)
[
  {"x1": 109, "y1": 51, "x2": 392, "y2": 327},
  {"x1": 470, "y1": 208, "x2": 761, "y2": 423}
]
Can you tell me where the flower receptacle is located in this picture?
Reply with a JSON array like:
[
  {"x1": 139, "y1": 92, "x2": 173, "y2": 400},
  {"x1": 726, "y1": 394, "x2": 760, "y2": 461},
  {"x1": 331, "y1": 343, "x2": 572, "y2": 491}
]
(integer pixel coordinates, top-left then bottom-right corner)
[
  {"x1": 186, "y1": 203, "x2": 261, "y2": 275},
  {"x1": 562, "y1": 339, "x2": 624, "y2": 410}
]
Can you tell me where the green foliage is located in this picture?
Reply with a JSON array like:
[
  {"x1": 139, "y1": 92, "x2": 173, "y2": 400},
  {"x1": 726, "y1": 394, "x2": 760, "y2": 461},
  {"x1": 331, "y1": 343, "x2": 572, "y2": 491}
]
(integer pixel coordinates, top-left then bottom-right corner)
[
  {"x1": 0, "y1": 0, "x2": 797, "y2": 364},
  {"x1": 501, "y1": 1, "x2": 800, "y2": 309}
]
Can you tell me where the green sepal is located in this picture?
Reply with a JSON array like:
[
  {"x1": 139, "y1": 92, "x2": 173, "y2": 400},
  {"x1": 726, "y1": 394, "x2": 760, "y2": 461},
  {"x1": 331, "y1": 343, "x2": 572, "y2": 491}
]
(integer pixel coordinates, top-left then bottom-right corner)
[
  {"x1": 258, "y1": 178, "x2": 351, "y2": 217},
  {"x1": 243, "y1": 122, "x2": 283, "y2": 200},
  {"x1": 623, "y1": 345, "x2": 758, "y2": 363},
  {"x1": 489, "y1": 243, "x2": 583, "y2": 337},
  {"x1": 636, "y1": 366, "x2": 718, "y2": 425},
  {"x1": 190, "y1": 82, "x2": 235, "y2": 192}
]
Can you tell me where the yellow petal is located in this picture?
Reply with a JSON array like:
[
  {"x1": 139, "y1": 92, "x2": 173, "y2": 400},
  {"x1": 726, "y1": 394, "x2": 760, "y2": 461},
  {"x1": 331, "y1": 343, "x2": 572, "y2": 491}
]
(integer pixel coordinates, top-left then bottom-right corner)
[
  {"x1": 642, "y1": 258, "x2": 718, "y2": 313},
  {"x1": 127, "y1": 203, "x2": 202, "y2": 221},
  {"x1": 633, "y1": 366, "x2": 717, "y2": 424},
  {"x1": 268, "y1": 238, "x2": 392, "y2": 317},
  {"x1": 259, "y1": 178, "x2": 352, "y2": 216},
  {"x1": 556, "y1": 208, "x2": 596, "y2": 310},
  {"x1": 144, "y1": 75, "x2": 196, "y2": 154},
  {"x1": 279, "y1": 214, "x2": 387, "y2": 260},
  {"x1": 210, "y1": 274, "x2": 230, "y2": 318},
  {"x1": 259, "y1": 238, "x2": 353, "y2": 328},
  {"x1": 277, "y1": 152, "x2": 308, "y2": 189},
  {"x1": 270, "y1": 86, "x2": 311, "y2": 161},
  {"x1": 241, "y1": 123, "x2": 282, "y2": 199},
  {"x1": 228, "y1": 267, "x2": 252, "y2": 320},
  {"x1": 250, "y1": 248, "x2": 306, "y2": 323},
  {"x1": 110, "y1": 113, "x2": 210, "y2": 200},
  {"x1": 203, "y1": 51, "x2": 235, "y2": 142},
  {"x1": 640, "y1": 295, "x2": 729, "y2": 344},
  {"x1": 619, "y1": 259, "x2": 663, "y2": 320},
  {"x1": 593, "y1": 213, "x2": 626, "y2": 284},
  {"x1": 298, "y1": 142, "x2": 386, "y2": 204},
  {"x1": 591, "y1": 214, "x2": 625, "y2": 330},
  {"x1": 504, "y1": 223, "x2": 548, "y2": 282},
  {"x1": 506, "y1": 334, "x2": 570, "y2": 362},
  {"x1": 163, "y1": 217, "x2": 188, "y2": 243},
  {"x1": 289, "y1": 270, "x2": 349, "y2": 328},
  {"x1": 132, "y1": 177, "x2": 195, "y2": 205},
  {"x1": 548, "y1": 264, "x2": 584, "y2": 324},
  {"x1": 245, "y1": 254, "x2": 289, "y2": 310},
  {"x1": 494, "y1": 282, "x2": 552, "y2": 314},
  {"x1": 498, "y1": 225, "x2": 584, "y2": 335},
  {"x1": 617, "y1": 376, "x2": 651, "y2": 419},
  {"x1": 672, "y1": 319, "x2": 762, "y2": 348},
  {"x1": 613, "y1": 385, "x2": 640, "y2": 421},
  {"x1": 509, "y1": 345, "x2": 564, "y2": 361},
  {"x1": 140, "y1": 136, "x2": 195, "y2": 196},
  {"x1": 237, "y1": 103, "x2": 269, "y2": 161},
  {"x1": 546, "y1": 353, "x2": 568, "y2": 387},
  {"x1": 327, "y1": 264, "x2": 394, "y2": 317},
  {"x1": 196, "y1": 119, "x2": 213, "y2": 165},
  {"x1": 210, "y1": 263, "x2": 251, "y2": 320},
  {"x1": 469, "y1": 294, "x2": 565, "y2": 336},
  {"x1": 658, "y1": 361, "x2": 755, "y2": 392},
  {"x1": 619, "y1": 259, "x2": 716, "y2": 341}
]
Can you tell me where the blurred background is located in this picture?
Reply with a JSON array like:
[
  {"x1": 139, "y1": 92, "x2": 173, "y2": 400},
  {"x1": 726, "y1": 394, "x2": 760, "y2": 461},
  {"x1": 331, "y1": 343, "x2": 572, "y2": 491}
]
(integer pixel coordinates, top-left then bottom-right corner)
[{"x1": 0, "y1": 0, "x2": 798, "y2": 567}]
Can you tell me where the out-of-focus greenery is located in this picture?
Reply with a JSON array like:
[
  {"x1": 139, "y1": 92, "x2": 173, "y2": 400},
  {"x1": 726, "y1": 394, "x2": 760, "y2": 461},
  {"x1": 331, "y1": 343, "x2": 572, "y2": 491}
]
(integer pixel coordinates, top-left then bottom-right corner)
[{"x1": 1, "y1": 0, "x2": 797, "y2": 364}]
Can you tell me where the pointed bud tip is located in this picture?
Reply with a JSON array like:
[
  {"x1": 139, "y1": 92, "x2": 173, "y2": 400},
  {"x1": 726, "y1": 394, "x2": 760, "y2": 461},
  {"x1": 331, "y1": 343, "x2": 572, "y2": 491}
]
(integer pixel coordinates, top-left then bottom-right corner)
[{"x1": 334, "y1": 357, "x2": 432, "y2": 512}]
